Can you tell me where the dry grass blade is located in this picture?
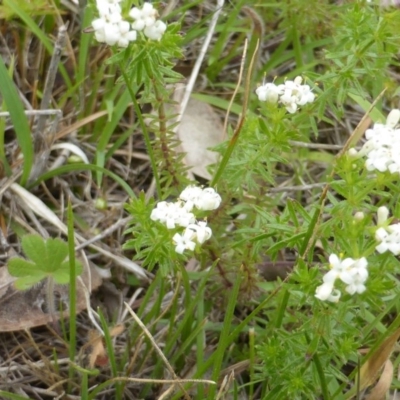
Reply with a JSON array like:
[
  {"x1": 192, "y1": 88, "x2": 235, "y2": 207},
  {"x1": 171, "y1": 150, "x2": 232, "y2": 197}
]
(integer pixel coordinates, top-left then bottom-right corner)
[
  {"x1": 175, "y1": 0, "x2": 225, "y2": 126},
  {"x1": 124, "y1": 302, "x2": 213, "y2": 400},
  {"x1": 30, "y1": 24, "x2": 68, "y2": 183}
]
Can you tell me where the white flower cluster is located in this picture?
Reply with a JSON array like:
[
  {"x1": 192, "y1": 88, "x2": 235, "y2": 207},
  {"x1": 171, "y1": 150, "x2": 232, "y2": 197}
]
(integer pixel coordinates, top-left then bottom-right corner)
[
  {"x1": 315, "y1": 254, "x2": 368, "y2": 303},
  {"x1": 92, "y1": 1, "x2": 166, "y2": 47},
  {"x1": 129, "y1": 2, "x2": 166, "y2": 40},
  {"x1": 349, "y1": 109, "x2": 400, "y2": 174},
  {"x1": 151, "y1": 186, "x2": 222, "y2": 254},
  {"x1": 255, "y1": 76, "x2": 315, "y2": 114},
  {"x1": 375, "y1": 206, "x2": 400, "y2": 255}
]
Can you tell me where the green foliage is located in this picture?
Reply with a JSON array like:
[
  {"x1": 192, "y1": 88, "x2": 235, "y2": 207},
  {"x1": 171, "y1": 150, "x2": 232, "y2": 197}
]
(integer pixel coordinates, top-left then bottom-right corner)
[
  {"x1": 0, "y1": 56, "x2": 33, "y2": 186},
  {"x1": 5, "y1": 0, "x2": 400, "y2": 398},
  {"x1": 123, "y1": 192, "x2": 177, "y2": 274},
  {"x1": 8, "y1": 235, "x2": 83, "y2": 290},
  {"x1": 0, "y1": 0, "x2": 56, "y2": 20}
]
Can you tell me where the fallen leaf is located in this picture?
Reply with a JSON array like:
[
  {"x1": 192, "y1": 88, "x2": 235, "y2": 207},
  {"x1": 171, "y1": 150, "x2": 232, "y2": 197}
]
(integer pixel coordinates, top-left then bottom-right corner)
[
  {"x1": 85, "y1": 325, "x2": 125, "y2": 368},
  {"x1": 176, "y1": 97, "x2": 223, "y2": 179},
  {"x1": 345, "y1": 327, "x2": 400, "y2": 399},
  {"x1": 365, "y1": 359, "x2": 393, "y2": 400},
  {"x1": 0, "y1": 264, "x2": 102, "y2": 332}
]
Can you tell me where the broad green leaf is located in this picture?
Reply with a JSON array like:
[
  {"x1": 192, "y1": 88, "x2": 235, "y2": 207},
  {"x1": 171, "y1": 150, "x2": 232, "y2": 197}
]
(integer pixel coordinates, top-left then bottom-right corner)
[
  {"x1": 14, "y1": 274, "x2": 47, "y2": 290},
  {"x1": 8, "y1": 235, "x2": 83, "y2": 290},
  {"x1": 8, "y1": 258, "x2": 37, "y2": 277},
  {"x1": 53, "y1": 268, "x2": 72, "y2": 285},
  {"x1": 20, "y1": 235, "x2": 47, "y2": 265},
  {"x1": 68, "y1": 260, "x2": 83, "y2": 276},
  {"x1": 46, "y1": 238, "x2": 69, "y2": 271}
]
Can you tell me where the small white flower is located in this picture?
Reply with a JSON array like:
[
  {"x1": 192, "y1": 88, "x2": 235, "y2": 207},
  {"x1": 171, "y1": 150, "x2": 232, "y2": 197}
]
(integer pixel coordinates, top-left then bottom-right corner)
[
  {"x1": 315, "y1": 283, "x2": 341, "y2": 302},
  {"x1": 186, "y1": 221, "x2": 212, "y2": 244},
  {"x1": 92, "y1": 17, "x2": 106, "y2": 31},
  {"x1": 315, "y1": 254, "x2": 368, "y2": 302},
  {"x1": 279, "y1": 90, "x2": 298, "y2": 114},
  {"x1": 256, "y1": 76, "x2": 315, "y2": 113},
  {"x1": 150, "y1": 201, "x2": 195, "y2": 229},
  {"x1": 255, "y1": 83, "x2": 281, "y2": 103},
  {"x1": 116, "y1": 20, "x2": 137, "y2": 47},
  {"x1": 180, "y1": 185, "x2": 203, "y2": 202},
  {"x1": 173, "y1": 230, "x2": 196, "y2": 254},
  {"x1": 348, "y1": 110, "x2": 400, "y2": 175},
  {"x1": 345, "y1": 273, "x2": 367, "y2": 295},
  {"x1": 102, "y1": 23, "x2": 121, "y2": 46},
  {"x1": 144, "y1": 20, "x2": 167, "y2": 40},
  {"x1": 129, "y1": 2, "x2": 158, "y2": 31},
  {"x1": 195, "y1": 188, "x2": 222, "y2": 211}
]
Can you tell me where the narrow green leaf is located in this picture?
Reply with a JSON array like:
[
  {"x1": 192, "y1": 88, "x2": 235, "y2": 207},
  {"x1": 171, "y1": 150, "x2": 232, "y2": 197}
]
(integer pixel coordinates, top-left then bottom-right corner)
[
  {"x1": 31, "y1": 163, "x2": 137, "y2": 199},
  {"x1": 67, "y1": 199, "x2": 78, "y2": 392},
  {"x1": 0, "y1": 56, "x2": 33, "y2": 185},
  {"x1": 3, "y1": 0, "x2": 72, "y2": 89},
  {"x1": 348, "y1": 92, "x2": 385, "y2": 123}
]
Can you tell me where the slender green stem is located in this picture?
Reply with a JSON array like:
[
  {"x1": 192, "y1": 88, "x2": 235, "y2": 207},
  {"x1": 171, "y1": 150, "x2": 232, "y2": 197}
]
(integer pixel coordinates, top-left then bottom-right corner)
[
  {"x1": 45, "y1": 276, "x2": 56, "y2": 326},
  {"x1": 249, "y1": 327, "x2": 255, "y2": 400},
  {"x1": 67, "y1": 200, "x2": 77, "y2": 392},
  {"x1": 152, "y1": 80, "x2": 180, "y2": 188},
  {"x1": 207, "y1": 267, "x2": 242, "y2": 399},
  {"x1": 119, "y1": 65, "x2": 162, "y2": 196},
  {"x1": 211, "y1": 39, "x2": 259, "y2": 187}
]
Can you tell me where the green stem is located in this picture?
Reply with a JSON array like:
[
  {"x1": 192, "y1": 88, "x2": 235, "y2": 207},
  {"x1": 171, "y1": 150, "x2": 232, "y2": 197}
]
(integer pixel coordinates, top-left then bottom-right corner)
[
  {"x1": 207, "y1": 268, "x2": 242, "y2": 399},
  {"x1": 119, "y1": 65, "x2": 162, "y2": 196},
  {"x1": 67, "y1": 200, "x2": 77, "y2": 392},
  {"x1": 211, "y1": 39, "x2": 259, "y2": 187},
  {"x1": 151, "y1": 80, "x2": 180, "y2": 188}
]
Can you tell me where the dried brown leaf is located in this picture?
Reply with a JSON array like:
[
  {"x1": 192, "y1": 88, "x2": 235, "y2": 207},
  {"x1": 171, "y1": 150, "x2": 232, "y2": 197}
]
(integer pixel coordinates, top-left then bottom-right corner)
[
  {"x1": 0, "y1": 264, "x2": 102, "y2": 332},
  {"x1": 365, "y1": 360, "x2": 394, "y2": 400},
  {"x1": 346, "y1": 327, "x2": 400, "y2": 399},
  {"x1": 87, "y1": 324, "x2": 124, "y2": 368}
]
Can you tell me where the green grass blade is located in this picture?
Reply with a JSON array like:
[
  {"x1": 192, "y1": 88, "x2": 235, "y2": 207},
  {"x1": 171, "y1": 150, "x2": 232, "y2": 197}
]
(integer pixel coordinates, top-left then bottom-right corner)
[
  {"x1": 207, "y1": 269, "x2": 242, "y2": 399},
  {"x1": 67, "y1": 200, "x2": 78, "y2": 392},
  {"x1": 0, "y1": 56, "x2": 33, "y2": 186},
  {"x1": 0, "y1": 392, "x2": 32, "y2": 400},
  {"x1": 29, "y1": 163, "x2": 137, "y2": 198},
  {"x1": 3, "y1": 0, "x2": 72, "y2": 89}
]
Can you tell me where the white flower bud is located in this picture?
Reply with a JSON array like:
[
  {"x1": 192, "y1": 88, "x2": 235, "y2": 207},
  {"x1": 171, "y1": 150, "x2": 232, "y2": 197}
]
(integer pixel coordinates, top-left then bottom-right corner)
[
  {"x1": 354, "y1": 211, "x2": 364, "y2": 221},
  {"x1": 386, "y1": 109, "x2": 400, "y2": 129},
  {"x1": 377, "y1": 206, "x2": 389, "y2": 225}
]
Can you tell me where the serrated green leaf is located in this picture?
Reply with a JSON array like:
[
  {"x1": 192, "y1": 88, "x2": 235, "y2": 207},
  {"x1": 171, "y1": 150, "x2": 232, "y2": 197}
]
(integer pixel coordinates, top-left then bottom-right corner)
[
  {"x1": 21, "y1": 235, "x2": 47, "y2": 265},
  {"x1": 8, "y1": 234, "x2": 84, "y2": 290},
  {"x1": 14, "y1": 273, "x2": 47, "y2": 290},
  {"x1": 8, "y1": 258, "x2": 37, "y2": 277},
  {"x1": 53, "y1": 268, "x2": 71, "y2": 284},
  {"x1": 55, "y1": 260, "x2": 83, "y2": 284},
  {"x1": 46, "y1": 237, "x2": 69, "y2": 271}
]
